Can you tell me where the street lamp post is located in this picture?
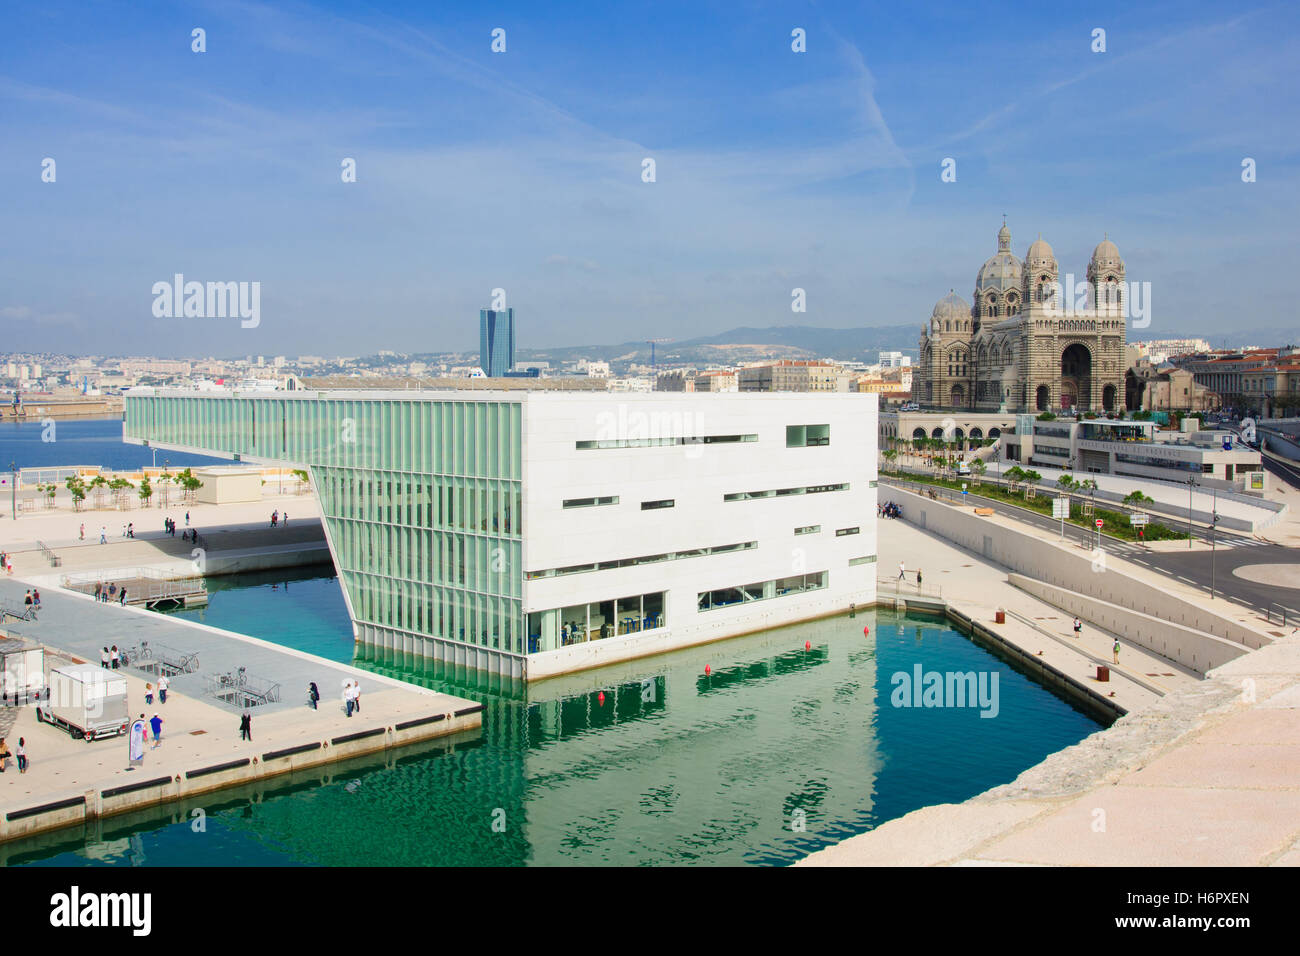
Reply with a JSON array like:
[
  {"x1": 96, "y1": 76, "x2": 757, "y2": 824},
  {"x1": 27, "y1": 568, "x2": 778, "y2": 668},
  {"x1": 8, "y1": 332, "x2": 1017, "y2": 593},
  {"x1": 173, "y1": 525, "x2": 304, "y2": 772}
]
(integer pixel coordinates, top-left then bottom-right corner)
[
  {"x1": 1186, "y1": 476, "x2": 1196, "y2": 550},
  {"x1": 9, "y1": 460, "x2": 14, "y2": 521},
  {"x1": 1210, "y1": 487, "x2": 1219, "y2": 600}
]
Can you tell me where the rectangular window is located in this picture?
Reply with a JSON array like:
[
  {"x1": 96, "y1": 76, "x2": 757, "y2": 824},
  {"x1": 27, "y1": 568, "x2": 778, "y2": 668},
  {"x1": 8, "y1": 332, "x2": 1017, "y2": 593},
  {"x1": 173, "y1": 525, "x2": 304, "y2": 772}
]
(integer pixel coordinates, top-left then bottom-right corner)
[
  {"x1": 577, "y1": 434, "x2": 757, "y2": 450},
  {"x1": 836, "y1": 527, "x2": 860, "y2": 537},
  {"x1": 725, "y1": 482, "x2": 847, "y2": 500},
  {"x1": 794, "y1": 525, "x2": 820, "y2": 535},
  {"x1": 699, "y1": 572, "x2": 827, "y2": 611},
  {"x1": 641, "y1": 499, "x2": 675, "y2": 510},
  {"x1": 563, "y1": 496, "x2": 619, "y2": 509},
  {"x1": 848, "y1": 555, "x2": 877, "y2": 566},
  {"x1": 786, "y1": 424, "x2": 830, "y2": 447}
]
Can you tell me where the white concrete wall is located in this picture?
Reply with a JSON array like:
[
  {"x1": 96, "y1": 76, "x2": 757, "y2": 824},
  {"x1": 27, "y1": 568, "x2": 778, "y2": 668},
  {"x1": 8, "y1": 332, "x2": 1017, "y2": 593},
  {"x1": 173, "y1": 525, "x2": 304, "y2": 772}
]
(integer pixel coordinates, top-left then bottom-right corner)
[
  {"x1": 894, "y1": 488, "x2": 1271, "y2": 651},
  {"x1": 1008, "y1": 573, "x2": 1249, "y2": 674},
  {"x1": 521, "y1": 392, "x2": 878, "y2": 676}
]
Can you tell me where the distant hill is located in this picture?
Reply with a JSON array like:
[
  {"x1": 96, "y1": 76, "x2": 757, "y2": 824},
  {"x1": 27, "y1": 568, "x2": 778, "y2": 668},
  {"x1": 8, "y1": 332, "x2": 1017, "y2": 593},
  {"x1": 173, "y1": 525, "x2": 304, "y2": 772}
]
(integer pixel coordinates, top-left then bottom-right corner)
[{"x1": 520, "y1": 324, "x2": 921, "y2": 366}]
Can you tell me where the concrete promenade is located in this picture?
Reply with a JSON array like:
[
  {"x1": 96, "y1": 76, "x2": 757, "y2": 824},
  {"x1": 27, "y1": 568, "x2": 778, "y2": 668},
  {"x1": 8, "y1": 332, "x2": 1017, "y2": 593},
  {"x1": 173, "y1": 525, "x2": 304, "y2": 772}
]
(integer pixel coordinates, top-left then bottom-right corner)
[{"x1": 0, "y1": 566, "x2": 481, "y2": 843}]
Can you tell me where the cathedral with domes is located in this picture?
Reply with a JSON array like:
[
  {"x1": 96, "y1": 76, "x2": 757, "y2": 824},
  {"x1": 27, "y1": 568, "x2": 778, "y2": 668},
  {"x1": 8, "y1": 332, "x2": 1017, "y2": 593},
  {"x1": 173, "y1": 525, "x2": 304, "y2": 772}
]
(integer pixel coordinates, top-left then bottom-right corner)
[{"x1": 915, "y1": 221, "x2": 1129, "y2": 413}]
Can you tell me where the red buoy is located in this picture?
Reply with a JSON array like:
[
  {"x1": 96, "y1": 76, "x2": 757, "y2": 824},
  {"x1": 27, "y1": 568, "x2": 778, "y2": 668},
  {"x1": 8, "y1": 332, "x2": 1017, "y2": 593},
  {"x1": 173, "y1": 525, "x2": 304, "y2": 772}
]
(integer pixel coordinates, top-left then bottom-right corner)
[
  {"x1": 804, "y1": 640, "x2": 811, "y2": 650},
  {"x1": 705, "y1": 665, "x2": 711, "y2": 676},
  {"x1": 863, "y1": 626, "x2": 870, "y2": 636},
  {"x1": 598, "y1": 691, "x2": 605, "y2": 705}
]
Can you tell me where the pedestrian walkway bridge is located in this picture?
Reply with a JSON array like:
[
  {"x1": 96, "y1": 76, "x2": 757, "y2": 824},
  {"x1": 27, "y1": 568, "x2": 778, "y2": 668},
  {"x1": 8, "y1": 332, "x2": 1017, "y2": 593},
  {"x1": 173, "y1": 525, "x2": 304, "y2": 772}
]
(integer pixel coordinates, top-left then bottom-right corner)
[{"x1": 60, "y1": 567, "x2": 208, "y2": 609}]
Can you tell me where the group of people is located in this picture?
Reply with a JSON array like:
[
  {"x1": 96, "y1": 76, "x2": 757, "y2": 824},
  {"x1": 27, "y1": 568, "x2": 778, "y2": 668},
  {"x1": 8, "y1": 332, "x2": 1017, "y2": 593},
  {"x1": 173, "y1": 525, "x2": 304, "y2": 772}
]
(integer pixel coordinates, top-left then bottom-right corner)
[
  {"x1": 100, "y1": 645, "x2": 122, "y2": 669},
  {"x1": 92, "y1": 581, "x2": 128, "y2": 605},
  {"x1": 166, "y1": 516, "x2": 199, "y2": 543},
  {"x1": 22, "y1": 588, "x2": 41, "y2": 610},
  {"x1": 0, "y1": 737, "x2": 27, "y2": 773},
  {"x1": 879, "y1": 501, "x2": 903, "y2": 519},
  {"x1": 343, "y1": 679, "x2": 362, "y2": 717},
  {"x1": 0, "y1": 550, "x2": 12, "y2": 573},
  {"x1": 270, "y1": 509, "x2": 288, "y2": 528},
  {"x1": 143, "y1": 674, "x2": 169, "y2": 704}
]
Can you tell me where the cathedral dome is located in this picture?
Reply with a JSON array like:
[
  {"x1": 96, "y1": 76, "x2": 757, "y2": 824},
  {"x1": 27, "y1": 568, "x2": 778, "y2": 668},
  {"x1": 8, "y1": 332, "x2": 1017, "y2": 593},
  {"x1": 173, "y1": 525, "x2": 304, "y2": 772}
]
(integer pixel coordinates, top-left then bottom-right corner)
[
  {"x1": 1025, "y1": 236, "x2": 1054, "y2": 262},
  {"x1": 1090, "y1": 236, "x2": 1123, "y2": 270},
  {"x1": 930, "y1": 291, "x2": 970, "y2": 330},
  {"x1": 976, "y1": 251, "x2": 1022, "y2": 293}
]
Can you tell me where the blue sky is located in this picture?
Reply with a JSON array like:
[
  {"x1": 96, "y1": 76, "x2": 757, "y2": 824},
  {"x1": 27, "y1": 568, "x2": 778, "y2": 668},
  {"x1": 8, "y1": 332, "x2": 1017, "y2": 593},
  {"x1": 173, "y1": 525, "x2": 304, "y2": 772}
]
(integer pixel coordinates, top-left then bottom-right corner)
[{"x1": 2, "y1": 0, "x2": 1297, "y2": 356}]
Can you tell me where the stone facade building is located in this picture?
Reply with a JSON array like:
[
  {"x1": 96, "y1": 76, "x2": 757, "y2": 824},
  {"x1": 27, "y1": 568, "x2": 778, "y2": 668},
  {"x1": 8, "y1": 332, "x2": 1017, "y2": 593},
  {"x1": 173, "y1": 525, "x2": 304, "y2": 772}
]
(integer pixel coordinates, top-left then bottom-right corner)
[{"x1": 915, "y1": 222, "x2": 1128, "y2": 413}]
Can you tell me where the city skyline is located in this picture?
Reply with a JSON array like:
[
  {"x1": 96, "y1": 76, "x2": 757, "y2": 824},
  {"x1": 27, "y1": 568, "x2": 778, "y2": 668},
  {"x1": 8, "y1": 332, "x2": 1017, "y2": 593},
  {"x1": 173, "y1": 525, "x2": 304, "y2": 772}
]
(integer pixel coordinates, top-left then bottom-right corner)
[{"x1": 4, "y1": 1, "x2": 1298, "y2": 356}]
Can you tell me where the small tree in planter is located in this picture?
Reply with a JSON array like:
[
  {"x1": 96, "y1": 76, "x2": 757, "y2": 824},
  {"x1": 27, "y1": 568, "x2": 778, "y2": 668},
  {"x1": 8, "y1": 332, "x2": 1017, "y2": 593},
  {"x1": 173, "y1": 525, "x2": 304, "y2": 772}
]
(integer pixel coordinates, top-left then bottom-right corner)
[
  {"x1": 89, "y1": 475, "x2": 108, "y2": 509},
  {"x1": 66, "y1": 476, "x2": 87, "y2": 511},
  {"x1": 970, "y1": 458, "x2": 986, "y2": 485},
  {"x1": 138, "y1": 476, "x2": 153, "y2": 507},
  {"x1": 1123, "y1": 489, "x2": 1153, "y2": 507},
  {"x1": 1022, "y1": 469, "x2": 1042, "y2": 499},
  {"x1": 1057, "y1": 474, "x2": 1077, "y2": 492},
  {"x1": 108, "y1": 477, "x2": 132, "y2": 510},
  {"x1": 178, "y1": 470, "x2": 203, "y2": 502}
]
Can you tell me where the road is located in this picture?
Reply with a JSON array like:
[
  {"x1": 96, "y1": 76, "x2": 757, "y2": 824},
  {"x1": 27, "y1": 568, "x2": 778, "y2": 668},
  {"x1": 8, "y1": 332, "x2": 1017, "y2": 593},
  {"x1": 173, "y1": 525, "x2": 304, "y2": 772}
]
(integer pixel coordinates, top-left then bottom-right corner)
[{"x1": 880, "y1": 476, "x2": 1300, "y2": 624}]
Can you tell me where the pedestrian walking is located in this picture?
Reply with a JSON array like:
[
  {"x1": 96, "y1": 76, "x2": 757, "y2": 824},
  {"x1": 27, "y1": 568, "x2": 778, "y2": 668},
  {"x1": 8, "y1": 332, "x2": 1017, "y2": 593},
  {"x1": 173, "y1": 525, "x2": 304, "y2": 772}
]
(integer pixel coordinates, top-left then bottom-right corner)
[
  {"x1": 149, "y1": 713, "x2": 163, "y2": 748},
  {"x1": 94, "y1": 581, "x2": 102, "y2": 601},
  {"x1": 127, "y1": 522, "x2": 134, "y2": 539},
  {"x1": 271, "y1": 510, "x2": 278, "y2": 528},
  {"x1": 158, "y1": 673, "x2": 169, "y2": 704},
  {"x1": 239, "y1": 711, "x2": 252, "y2": 741},
  {"x1": 4, "y1": 553, "x2": 11, "y2": 574},
  {"x1": 32, "y1": 588, "x2": 40, "y2": 608},
  {"x1": 110, "y1": 645, "x2": 120, "y2": 669},
  {"x1": 353, "y1": 680, "x2": 361, "y2": 714},
  {"x1": 283, "y1": 510, "x2": 288, "y2": 526},
  {"x1": 344, "y1": 681, "x2": 354, "y2": 717},
  {"x1": 1073, "y1": 617, "x2": 1082, "y2": 637},
  {"x1": 101, "y1": 647, "x2": 110, "y2": 668},
  {"x1": 0, "y1": 738, "x2": 10, "y2": 772},
  {"x1": 24, "y1": 590, "x2": 32, "y2": 608},
  {"x1": 185, "y1": 511, "x2": 190, "y2": 526},
  {"x1": 898, "y1": 560, "x2": 906, "y2": 582},
  {"x1": 145, "y1": 683, "x2": 154, "y2": 706},
  {"x1": 308, "y1": 681, "x2": 319, "y2": 710},
  {"x1": 916, "y1": 569, "x2": 922, "y2": 589},
  {"x1": 1112, "y1": 639, "x2": 1120, "y2": 665},
  {"x1": 99, "y1": 525, "x2": 107, "y2": 543},
  {"x1": 80, "y1": 523, "x2": 85, "y2": 540},
  {"x1": 108, "y1": 582, "x2": 117, "y2": 601},
  {"x1": 15, "y1": 738, "x2": 26, "y2": 773},
  {"x1": 119, "y1": 586, "x2": 127, "y2": 606}
]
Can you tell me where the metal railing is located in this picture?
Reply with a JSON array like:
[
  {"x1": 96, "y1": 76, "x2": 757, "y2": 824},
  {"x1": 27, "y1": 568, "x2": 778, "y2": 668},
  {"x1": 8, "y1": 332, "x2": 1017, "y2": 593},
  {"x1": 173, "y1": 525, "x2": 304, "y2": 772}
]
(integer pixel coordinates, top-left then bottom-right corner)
[
  {"x1": 36, "y1": 540, "x2": 61, "y2": 567},
  {"x1": 62, "y1": 566, "x2": 206, "y2": 605},
  {"x1": 204, "y1": 667, "x2": 281, "y2": 708},
  {"x1": 1266, "y1": 604, "x2": 1291, "y2": 628},
  {"x1": 877, "y1": 576, "x2": 944, "y2": 600},
  {"x1": 121, "y1": 640, "x2": 200, "y2": 676}
]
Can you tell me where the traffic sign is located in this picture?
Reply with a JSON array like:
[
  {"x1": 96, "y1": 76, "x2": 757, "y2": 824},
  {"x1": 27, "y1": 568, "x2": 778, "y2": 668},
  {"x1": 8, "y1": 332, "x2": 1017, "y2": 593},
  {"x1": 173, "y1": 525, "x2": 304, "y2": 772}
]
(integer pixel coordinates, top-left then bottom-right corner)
[
  {"x1": 1095, "y1": 519, "x2": 1103, "y2": 528},
  {"x1": 1052, "y1": 498, "x2": 1067, "y2": 519},
  {"x1": 1129, "y1": 513, "x2": 1149, "y2": 527}
]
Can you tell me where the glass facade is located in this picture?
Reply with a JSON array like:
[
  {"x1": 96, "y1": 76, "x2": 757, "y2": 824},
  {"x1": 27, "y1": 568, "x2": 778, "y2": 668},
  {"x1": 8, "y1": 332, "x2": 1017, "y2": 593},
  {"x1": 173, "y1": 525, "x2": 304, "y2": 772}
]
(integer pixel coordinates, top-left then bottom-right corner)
[
  {"x1": 125, "y1": 394, "x2": 525, "y2": 658},
  {"x1": 480, "y1": 308, "x2": 515, "y2": 378},
  {"x1": 527, "y1": 590, "x2": 666, "y2": 653}
]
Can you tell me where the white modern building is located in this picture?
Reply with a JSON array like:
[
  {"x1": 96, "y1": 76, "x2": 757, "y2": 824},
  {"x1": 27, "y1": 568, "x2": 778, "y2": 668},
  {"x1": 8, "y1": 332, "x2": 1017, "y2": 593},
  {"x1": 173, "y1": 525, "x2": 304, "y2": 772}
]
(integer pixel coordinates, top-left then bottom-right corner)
[
  {"x1": 1002, "y1": 415, "x2": 1267, "y2": 492},
  {"x1": 123, "y1": 388, "x2": 878, "y2": 679}
]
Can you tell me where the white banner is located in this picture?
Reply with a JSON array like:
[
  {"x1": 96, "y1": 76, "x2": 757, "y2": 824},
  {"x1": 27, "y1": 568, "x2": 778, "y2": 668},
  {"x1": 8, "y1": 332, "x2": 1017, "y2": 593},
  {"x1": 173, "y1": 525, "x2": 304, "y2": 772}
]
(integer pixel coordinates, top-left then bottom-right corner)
[{"x1": 129, "y1": 719, "x2": 146, "y2": 762}]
